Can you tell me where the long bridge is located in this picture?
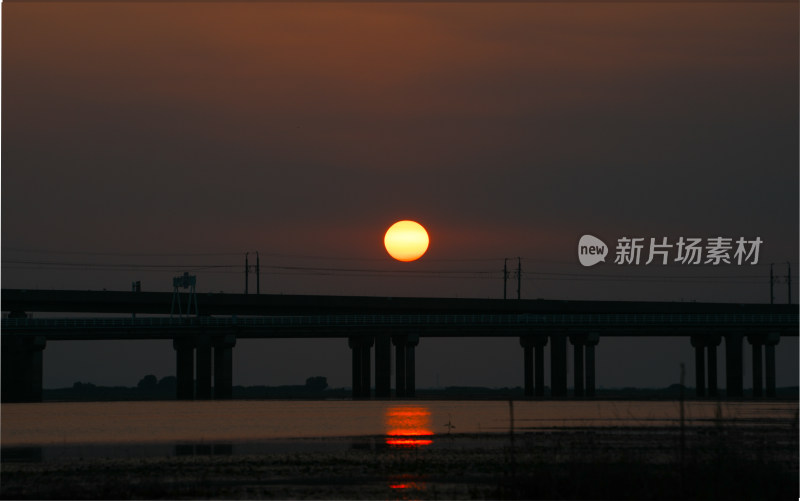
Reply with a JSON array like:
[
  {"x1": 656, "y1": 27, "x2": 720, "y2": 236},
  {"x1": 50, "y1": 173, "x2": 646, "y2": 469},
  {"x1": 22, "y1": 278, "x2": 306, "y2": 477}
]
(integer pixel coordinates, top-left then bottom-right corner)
[{"x1": 2, "y1": 288, "x2": 796, "y2": 402}]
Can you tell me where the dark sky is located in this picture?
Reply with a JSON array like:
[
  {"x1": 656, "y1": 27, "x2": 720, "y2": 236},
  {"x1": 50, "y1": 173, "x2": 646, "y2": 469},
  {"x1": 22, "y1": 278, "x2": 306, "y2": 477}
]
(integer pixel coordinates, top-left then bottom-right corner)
[{"x1": 2, "y1": 1, "x2": 798, "y2": 390}]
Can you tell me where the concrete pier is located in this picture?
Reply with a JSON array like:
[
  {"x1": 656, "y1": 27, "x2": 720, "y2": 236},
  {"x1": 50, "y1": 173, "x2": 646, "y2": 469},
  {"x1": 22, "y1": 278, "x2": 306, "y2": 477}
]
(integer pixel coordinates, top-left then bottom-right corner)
[
  {"x1": 571, "y1": 335, "x2": 585, "y2": 397},
  {"x1": 173, "y1": 335, "x2": 236, "y2": 400},
  {"x1": 374, "y1": 336, "x2": 391, "y2": 398},
  {"x1": 569, "y1": 333, "x2": 599, "y2": 397},
  {"x1": 1, "y1": 335, "x2": 46, "y2": 403},
  {"x1": 519, "y1": 335, "x2": 547, "y2": 398},
  {"x1": 707, "y1": 336, "x2": 720, "y2": 397},
  {"x1": 213, "y1": 335, "x2": 236, "y2": 399},
  {"x1": 584, "y1": 333, "x2": 599, "y2": 397},
  {"x1": 748, "y1": 333, "x2": 780, "y2": 398},
  {"x1": 550, "y1": 334, "x2": 568, "y2": 397},
  {"x1": 393, "y1": 335, "x2": 419, "y2": 398},
  {"x1": 691, "y1": 336, "x2": 706, "y2": 397},
  {"x1": 690, "y1": 335, "x2": 721, "y2": 397},
  {"x1": 173, "y1": 337, "x2": 195, "y2": 400},
  {"x1": 406, "y1": 337, "x2": 417, "y2": 397},
  {"x1": 725, "y1": 333, "x2": 744, "y2": 397},
  {"x1": 393, "y1": 336, "x2": 406, "y2": 398},
  {"x1": 348, "y1": 336, "x2": 373, "y2": 399},
  {"x1": 195, "y1": 335, "x2": 213, "y2": 400}
]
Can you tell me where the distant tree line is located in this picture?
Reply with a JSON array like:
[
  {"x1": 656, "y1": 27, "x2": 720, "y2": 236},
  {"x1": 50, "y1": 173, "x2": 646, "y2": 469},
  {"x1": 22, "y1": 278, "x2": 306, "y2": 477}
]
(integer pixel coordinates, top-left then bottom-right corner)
[{"x1": 43, "y1": 377, "x2": 799, "y2": 402}]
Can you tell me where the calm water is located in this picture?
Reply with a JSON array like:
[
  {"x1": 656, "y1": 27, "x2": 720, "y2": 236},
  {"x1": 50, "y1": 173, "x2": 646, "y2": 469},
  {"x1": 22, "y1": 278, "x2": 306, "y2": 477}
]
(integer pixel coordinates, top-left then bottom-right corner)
[{"x1": 2, "y1": 399, "x2": 796, "y2": 448}]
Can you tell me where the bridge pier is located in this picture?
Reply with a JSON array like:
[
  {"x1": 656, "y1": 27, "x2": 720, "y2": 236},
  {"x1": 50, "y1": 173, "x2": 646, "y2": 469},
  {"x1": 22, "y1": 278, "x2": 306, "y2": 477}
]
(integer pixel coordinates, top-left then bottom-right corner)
[
  {"x1": 393, "y1": 335, "x2": 419, "y2": 398},
  {"x1": 691, "y1": 336, "x2": 706, "y2": 397},
  {"x1": 725, "y1": 333, "x2": 744, "y2": 397},
  {"x1": 707, "y1": 336, "x2": 720, "y2": 397},
  {"x1": 519, "y1": 336, "x2": 547, "y2": 398},
  {"x1": 550, "y1": 334, "x2": 568, "y2": 397},
  {"x1": 747, "y1": 333, "x2": 780, "y2": 398},
  {"x1": 570, "y1": 335, "x2": 585, "y2": 397},
  {"x1": 375, "y1": 336, "x2": 391, "y2": 398},
  {"x1": 195, "y1": 336, "x2": 213, "y2": 400},
  {"x1": 348, "y1": 336, "x2": 373, "y2": 399},
  {"x1": 584, "y1": 333, "x2": 599, "y2": 397},
  {"x1": 765, "y1": 333, "x2": 779, "y2": 397},
  {"x1": 173, "y1": 335, "x2": 236, "y2": 400},
  {"x1": 569, "y1": 333, "x2": 599, "y2": 397},
  {"x1": 690, "y1": 335, "x2": 721, "y2": 397},
  {"x1": 214, "y1": 335, "x2": 236, "y2": 399},
  {"x1": 173, "y1": 338, "x2": 195, "y2": 400},
  {"x1": 2, "y1": 335, "x2": 46, "y2": 403},
  {"x1": 394, "y1": 336, "x2": 406, "y2": 398}
]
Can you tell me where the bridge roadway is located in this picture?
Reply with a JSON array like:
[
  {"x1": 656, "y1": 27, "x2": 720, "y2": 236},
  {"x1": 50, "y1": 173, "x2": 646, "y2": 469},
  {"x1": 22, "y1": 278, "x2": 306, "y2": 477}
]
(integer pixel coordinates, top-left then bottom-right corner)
[{"x1": 1, "y1": 289, "x2": 797, "y2": 402}]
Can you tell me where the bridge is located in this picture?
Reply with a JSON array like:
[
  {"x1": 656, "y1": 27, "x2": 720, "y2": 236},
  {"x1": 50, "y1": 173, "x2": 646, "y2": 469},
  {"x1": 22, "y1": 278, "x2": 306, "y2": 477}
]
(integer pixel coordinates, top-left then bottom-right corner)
[{"x1": 2, "y1": 288, "x2": 796, "y2": 402}]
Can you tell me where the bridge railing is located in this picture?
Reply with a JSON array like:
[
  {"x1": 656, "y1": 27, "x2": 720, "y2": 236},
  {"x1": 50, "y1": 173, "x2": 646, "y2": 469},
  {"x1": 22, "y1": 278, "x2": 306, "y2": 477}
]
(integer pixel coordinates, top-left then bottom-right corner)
[{"x1": 2, "y1": 313, "x2": 798, "y2": 331}]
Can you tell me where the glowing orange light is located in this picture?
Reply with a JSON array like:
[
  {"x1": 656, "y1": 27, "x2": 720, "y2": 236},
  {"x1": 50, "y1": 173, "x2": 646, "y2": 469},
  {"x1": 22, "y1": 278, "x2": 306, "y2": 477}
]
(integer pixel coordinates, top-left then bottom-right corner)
[
  {"x1": 385, "y1": 406, "x2": 433, "y2": 448},
  {"x1": 384, "y1": 220, "x2": 429, "y2": 262},
  {"x1": 389, "y1": 474, "x2": 426, "y2": 491}
]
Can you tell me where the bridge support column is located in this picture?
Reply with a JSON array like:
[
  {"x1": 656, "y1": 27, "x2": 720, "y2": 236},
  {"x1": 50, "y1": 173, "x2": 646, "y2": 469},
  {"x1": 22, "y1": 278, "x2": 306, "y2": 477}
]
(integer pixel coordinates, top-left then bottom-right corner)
[
  {"x1": 764, "y1": 332, "x2": 781, "y2": 397},
  {"x1": 747, "y1": 333, "x2": 780, "y2": 398},
  {"x1": 361, "y1": 337, "x2": 373, "y2": 398},
  {"x1": 520, "y1": 336, "x2": 548, "y2": 398},
  {"x1": 707, "y1": 335, "x2": 721, "y2": 397},
  {"x1": 213, "y1": 335, "x2": 236, "y2": 400},
  {"x1": 550, "y1": 334, "x2": 568, "y2": 397},
  {"x1": 584, "y1": 333, "x2": 599, "y2": 397},
  {"x1": 349, "y1": 336, "x2": 373, "y2": 399},
  {"x1": 2, "y1": 335, "x2": 46, "y2": 403},
  {"x1": 535, "y1": 338, "x2": 546, "y2": 397},
  {"x1": 195, "y1": 336, "x2": 213, "y2": 400},
  {"x1": 173, "y1": 337, "x2": 195, "y2": 400},
  {"x1": 764, "y1": 333, "x2": 779, "y2": 397},
  {"x1": 691, "y1": 336, "x2": 706, "y2": 397},
  {"x1": 690, "y1": 335, "x2": 721, "y2": 398},
  {"x1": 747, "y1": 335, "x2": 763, "y2": 397},
  {"x1": 393, "y1": 336, "x2": 407, "y2": 398},
  {"x1": 569, "y1": 335, "x2": 585, "y2": 397},
  {"x1": 375, "y1": 336, "x2": 391, "y2": 399},
  {"x1": 406, "y1": 336, "x2": 418, "y2": 397},
  {"x1": 522, "y1": 339, "x2": 533, "y2": 398},
  {"x1": 724, "y1": 333, "x2": 744, "y2": 398},
  {"x1": 393, "y1": 335, "x2": 418, "y2": 398}
]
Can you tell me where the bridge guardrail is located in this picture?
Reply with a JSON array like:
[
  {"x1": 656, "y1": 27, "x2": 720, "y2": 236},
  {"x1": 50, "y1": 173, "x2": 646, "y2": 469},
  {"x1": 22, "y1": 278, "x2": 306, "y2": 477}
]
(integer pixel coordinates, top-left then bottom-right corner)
[{"x1": 2, "y1": 313, "x2": 797, "y2": 331}]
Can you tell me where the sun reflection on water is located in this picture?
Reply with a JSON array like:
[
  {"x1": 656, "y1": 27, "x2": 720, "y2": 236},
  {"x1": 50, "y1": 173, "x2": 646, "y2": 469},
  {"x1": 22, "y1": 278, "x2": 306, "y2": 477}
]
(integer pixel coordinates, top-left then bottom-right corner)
[{"x1": 385, "y1": 406, "x2": 433, "y2": 448}]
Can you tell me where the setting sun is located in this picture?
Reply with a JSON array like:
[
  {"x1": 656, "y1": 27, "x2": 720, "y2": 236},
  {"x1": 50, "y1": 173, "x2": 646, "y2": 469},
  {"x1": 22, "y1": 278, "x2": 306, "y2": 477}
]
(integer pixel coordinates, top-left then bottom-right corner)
[{"x1": 384, "y1": 220, "x2": 429, "y2": 262}]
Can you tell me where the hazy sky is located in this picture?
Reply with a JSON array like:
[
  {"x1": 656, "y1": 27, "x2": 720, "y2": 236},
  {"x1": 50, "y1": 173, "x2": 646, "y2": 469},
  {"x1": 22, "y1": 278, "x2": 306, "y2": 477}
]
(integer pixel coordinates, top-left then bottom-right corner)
[{"x1": 2, "y1": 1, "x2": 797, "y2": 390}]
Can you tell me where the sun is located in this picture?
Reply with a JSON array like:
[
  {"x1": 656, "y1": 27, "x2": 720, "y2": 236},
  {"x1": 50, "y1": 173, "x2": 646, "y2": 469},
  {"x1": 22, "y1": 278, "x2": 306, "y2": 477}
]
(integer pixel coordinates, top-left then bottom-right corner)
[{"x1": 384, "y1": 220, "x2": 429, "y2": 262}]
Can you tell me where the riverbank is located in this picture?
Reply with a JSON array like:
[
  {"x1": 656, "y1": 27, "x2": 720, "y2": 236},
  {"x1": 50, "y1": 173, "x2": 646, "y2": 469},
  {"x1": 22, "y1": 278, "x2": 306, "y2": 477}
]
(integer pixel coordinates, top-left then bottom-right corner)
[{"x1": 3, "y1": 422, "x2": 797, "y2": 499}]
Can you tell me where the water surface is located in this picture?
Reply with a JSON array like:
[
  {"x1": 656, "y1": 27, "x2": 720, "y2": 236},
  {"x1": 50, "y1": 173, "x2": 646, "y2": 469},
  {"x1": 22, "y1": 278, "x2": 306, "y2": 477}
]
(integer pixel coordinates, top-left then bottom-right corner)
[{"x1": 3, "y1": 399, "x2": 795, "y2": 447}]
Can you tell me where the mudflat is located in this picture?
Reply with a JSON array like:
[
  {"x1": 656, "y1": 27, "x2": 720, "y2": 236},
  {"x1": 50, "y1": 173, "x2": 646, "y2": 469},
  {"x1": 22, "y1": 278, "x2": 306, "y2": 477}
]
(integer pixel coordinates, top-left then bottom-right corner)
[{"x1": 2, "y1": 423, "x2": 797, "y2": 500}]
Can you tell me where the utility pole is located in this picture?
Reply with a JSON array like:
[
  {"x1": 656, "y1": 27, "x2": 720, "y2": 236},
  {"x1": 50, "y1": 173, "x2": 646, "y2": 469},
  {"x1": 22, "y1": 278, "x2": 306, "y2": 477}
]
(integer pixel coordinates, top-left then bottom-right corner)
[
  {"x1": 245, "y1": 252, "x2": 249, "y2": 295},
  {"x1": 787, "y1": 261, "x2": 792, "y2": 304},
  {"x1": 503, "y1": 258, "x2": 509, "y2": 300},
  {"x1": 770, "y1": 263, "x2": 774, "y2": 304},
  {"x1": 256, "y1": 252, "x2": 260, "y2": 295},
  {"x1": 517, "y1": 257, "x2": 521, "y2": 300}
]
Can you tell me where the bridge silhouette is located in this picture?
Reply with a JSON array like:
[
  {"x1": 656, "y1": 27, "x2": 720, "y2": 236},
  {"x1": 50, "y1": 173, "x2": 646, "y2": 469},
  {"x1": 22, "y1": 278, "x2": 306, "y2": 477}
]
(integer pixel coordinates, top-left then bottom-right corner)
[{"x1": 2, "y1": 288, "x2": 796, "y2": 402}]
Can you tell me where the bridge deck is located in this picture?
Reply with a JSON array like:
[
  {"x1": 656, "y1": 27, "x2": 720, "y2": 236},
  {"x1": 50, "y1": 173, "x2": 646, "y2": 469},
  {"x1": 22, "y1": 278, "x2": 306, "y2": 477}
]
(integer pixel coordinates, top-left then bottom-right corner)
[{"x1": 3, "y1": 313, "x2": 797, "y2": 340}]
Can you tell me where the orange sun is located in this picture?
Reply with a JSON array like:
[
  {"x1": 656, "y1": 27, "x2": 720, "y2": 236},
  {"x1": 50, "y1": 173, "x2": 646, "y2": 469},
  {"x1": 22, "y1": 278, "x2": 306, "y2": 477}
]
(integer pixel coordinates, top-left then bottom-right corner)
[{"x1": 384, "y1": 220, "x2": 429, "y2": 262}]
